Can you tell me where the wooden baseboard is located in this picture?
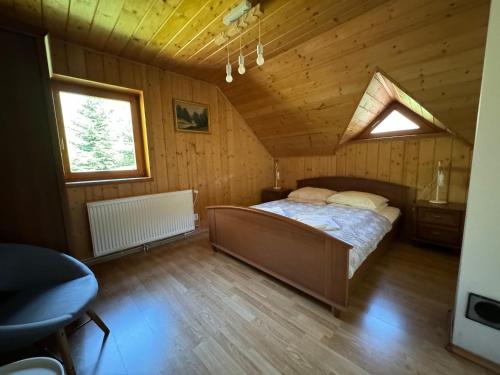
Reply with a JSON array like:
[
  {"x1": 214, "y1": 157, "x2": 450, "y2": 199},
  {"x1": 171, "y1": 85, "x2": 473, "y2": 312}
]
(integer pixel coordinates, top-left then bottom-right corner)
[{"x1": 447, "y1": 343, "x2": 500, "y2": 374}]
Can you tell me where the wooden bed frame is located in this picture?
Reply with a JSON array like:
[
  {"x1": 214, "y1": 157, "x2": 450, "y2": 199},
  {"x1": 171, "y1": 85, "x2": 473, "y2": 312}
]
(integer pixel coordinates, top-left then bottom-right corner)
[{"x1": 207, "y1": 177, "x2": 415, "y2": 316}]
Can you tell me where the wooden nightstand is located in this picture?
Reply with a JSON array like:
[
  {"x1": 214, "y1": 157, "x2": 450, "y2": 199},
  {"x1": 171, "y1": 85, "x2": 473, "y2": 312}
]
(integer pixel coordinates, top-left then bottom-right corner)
[
  {"x1": 261, "y1": 187, "x2": 292, "y2": 203},
  {"x1": 413, "y1": 200, "x2": 466, "y2": 251}
]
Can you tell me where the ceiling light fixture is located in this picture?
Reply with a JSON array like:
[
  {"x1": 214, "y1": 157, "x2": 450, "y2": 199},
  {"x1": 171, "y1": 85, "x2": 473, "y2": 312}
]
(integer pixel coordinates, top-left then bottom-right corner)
[
  {"x1": 225, "y1": 46, "x2": 233, "y2": 83},
  {"x1": 256, "y1": 17, "x2": 264, "y2": 66},
  {"x1": 223, "y1": 0, "x2": 251, "y2": 25},
  {"x1": 238, "y1": 36, "x2": 246, "y2": 75}
]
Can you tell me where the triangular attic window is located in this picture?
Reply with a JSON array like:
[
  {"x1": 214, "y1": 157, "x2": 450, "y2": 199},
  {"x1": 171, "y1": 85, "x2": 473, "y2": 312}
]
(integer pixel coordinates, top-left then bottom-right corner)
[
  {"x1": 339, "y1": 72, "x2": 451, "y2": 145},
  {"x1": 354, "y1": 102, "x2": 443, "y2": 141},
  {"x1": 370, "y1": 109, "x2": 419, "y2": 134}
]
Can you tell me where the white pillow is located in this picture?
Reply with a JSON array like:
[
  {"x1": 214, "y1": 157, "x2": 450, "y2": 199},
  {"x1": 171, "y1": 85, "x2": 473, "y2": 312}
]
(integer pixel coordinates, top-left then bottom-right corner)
[
  {"x1": 287, "y1": 187, "x2": 337, "y2": 204},
  {"x1": 326, "y1": 191, "x2": 388, "y2": 210}
]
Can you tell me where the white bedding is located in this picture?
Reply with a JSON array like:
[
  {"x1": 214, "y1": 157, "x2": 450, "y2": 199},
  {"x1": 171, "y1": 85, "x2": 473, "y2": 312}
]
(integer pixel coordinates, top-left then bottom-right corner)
[
  {"x1": 251, "y1": 199, "x2": 400, "y2": 278},
  {"x1": 377, "y1": 205, "x2": 401, "y2": 224}
]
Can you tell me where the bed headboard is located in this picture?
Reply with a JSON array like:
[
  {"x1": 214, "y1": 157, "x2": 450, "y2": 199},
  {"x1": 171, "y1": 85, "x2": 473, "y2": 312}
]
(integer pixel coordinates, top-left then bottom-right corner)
[
  {"x1": 297, "y1": 176, "x2": 416, "y2": 236},
  {"x1": 297, "y1": 176, "x2": 415, "y2": 211}
]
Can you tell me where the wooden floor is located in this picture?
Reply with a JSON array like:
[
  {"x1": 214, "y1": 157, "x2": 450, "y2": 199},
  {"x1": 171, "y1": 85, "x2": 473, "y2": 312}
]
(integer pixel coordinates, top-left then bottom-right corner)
[{"x1": 21, "y1": 234, "x2": 497, "y2": 374}]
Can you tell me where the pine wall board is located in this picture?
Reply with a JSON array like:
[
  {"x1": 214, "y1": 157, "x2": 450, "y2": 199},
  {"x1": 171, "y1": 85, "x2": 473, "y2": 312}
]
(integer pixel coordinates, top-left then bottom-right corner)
[
  {"x1": 277, "y1": 135, "x2": 472, "y2": 203},
  {"x1": 49, "y1": 38, "x2": 274, "y2": 260}
]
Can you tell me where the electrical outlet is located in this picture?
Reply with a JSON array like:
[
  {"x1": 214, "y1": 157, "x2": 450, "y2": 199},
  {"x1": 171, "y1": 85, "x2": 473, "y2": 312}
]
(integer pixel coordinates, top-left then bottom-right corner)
[{"x1": 194, "y1": 213, "x2": 199, "y2": 221}]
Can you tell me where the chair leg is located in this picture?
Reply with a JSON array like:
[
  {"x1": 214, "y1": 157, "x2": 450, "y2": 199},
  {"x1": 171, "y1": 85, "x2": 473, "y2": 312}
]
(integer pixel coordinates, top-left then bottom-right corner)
[
  {"x1": 56, "y1": 328, "x2": 76, "y2": 375},
  {"x1": 87, "y1": 309, "x2": 110, "y2": 336}
]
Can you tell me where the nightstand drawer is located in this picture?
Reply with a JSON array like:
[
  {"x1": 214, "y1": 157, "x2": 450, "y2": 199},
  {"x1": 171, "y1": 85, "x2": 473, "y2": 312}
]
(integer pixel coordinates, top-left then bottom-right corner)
[
  {"x1": 416, "y1": 224, "x2": 461, "y2": 246},
  {"x1": 417, "y1": 207, "x2": 461, "y2": 227}
]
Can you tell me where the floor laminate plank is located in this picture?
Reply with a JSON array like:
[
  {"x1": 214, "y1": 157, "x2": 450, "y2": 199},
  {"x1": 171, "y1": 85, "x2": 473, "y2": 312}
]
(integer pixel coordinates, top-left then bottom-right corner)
[{"x1": 3, "y1": 233, "x2": 493, "y2": 374}]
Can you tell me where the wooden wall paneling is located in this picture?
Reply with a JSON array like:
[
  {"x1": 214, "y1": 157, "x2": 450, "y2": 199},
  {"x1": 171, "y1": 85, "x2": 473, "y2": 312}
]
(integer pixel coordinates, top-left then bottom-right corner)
[
  {"x1": 277, "y1": 157, "x2": 289, "y2": 188},
  {"x1": 49, "y1": 37, "x2": 69, "y2": 75},
  {"x1": 135, "y1": 63, "x2": 154, "y2": 196},
  {"x1": 102, "y1": 54, "x2": 121, "y2": 86},
  {"x1": 304, "y1": 157, "x2": 314, "y2": 178},
  {"x1": 402, "y1": 140, "x2": 419, "y2": 188},
  {"x1": 216, "y1": 91, "x2": 230, "y2": 204},
  {"x1": 449, "y1": 138, "x2": 472, "y2": 203},
  {"x1": 85, "y1": 50, "x2": 105, "y2": 82},
  {"x1": 433, "y1": 137, "x2": 453, "y2": 200},
  {"x1": 365, "y1": 142, "x2": 379, "y2": 180},
  {"x1": 416, "y1": 138, "x2": 436, "y2": 200},
  {"x1": 232, "y1": 110, "x2": 248, "y2": 204},
  {"x1": 145, "y1": 66, "x2": 165, "y2": 194},
  {"x1": 317, "y1": 156, "x2": 330, "y2": 177},
  {"x1": 389, "y1": 140, "x2": 405, "y2": 184},
  {"x1": 377, "y1": 141, "x2": 392, "y2": 182},
  {"x1": 328, "y1": 155, "x2": 337, "y2": 176},
  {"x1": 279, "y1": 157, "x2": 305, "y2": 189},
  {"x1": 160, "y1": 71, "x2": 179, "y2": 192},
  {"x1": 336, "y1": 147, "x2": 347, "y2": 177},
  {"x1": 345, "y1": 144, "x2": 356, "y2": 177},
  {"x1": 171, "y1": 75, "x2": 192, "y2": 191},
  {"x1": 277, "y1": 135, "x2": 472, "y2": 204},
  {"x1": 225, "y1": 95, "x2": 237, "y2": 204},
  {"x1": 234, "y1": 110, "x2": 248, "y2": 203},
  {"x1": 209, "y1": 88, "x2": 221, "y2": 206},
  {"x1": 48, "y1": 39, "x2": 273, "y2": 259},
  {"x1": 355, "y1": 143, "x2": 367, "y2": 178},
  {"x1": 66, "y1": 43, "x2": 87, "y2": 79}
]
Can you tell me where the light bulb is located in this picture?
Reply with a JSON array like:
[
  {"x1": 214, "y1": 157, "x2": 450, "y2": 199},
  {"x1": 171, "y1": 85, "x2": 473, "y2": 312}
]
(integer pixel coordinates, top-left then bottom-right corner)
[
  {"x1": 225, "y1": 62, "x2": 233, "y2": 83},
  {"x1": 238, "y1": 54, "x2": 245, "y2": 74},
  {"x1": 256, "y1": 42, "x2": 264, "y2": 66},
  {"x1": 256, "y1": 53, "x2": 264, "y2": 66}
]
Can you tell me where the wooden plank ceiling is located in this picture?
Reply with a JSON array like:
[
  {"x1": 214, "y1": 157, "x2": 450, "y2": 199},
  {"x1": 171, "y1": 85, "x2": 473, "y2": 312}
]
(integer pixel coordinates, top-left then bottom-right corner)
[{"x1": 0, "y1": 0, "x2": 490, "y2": 157}]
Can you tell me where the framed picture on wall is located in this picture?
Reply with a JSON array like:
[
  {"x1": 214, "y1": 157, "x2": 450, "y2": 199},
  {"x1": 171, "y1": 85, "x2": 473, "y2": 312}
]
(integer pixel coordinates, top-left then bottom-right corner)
[{"x1": 173, "y1": 99, "x2": 210, "y2": 133}]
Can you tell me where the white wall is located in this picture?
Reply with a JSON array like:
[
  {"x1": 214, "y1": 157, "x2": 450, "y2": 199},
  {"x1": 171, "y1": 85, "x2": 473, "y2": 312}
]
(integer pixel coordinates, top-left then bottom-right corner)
[{"x1": 452, "y1": 0, "x2": 500, "y2": 364}]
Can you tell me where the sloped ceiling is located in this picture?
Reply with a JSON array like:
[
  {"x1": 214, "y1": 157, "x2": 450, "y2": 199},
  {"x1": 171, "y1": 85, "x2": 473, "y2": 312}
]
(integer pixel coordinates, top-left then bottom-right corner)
[
  {"x1": 0, "y1": 0, "x2": 386, "y2": 82},
  {"x1": 0, "y1": 0, "x2": 490, "y2": 157},
  {"x1": 339, "y1": 71, "x2": 448, "y2": 144},
  {"x1": 222, "y1": 0, "x2": 490, "y2": 156}
]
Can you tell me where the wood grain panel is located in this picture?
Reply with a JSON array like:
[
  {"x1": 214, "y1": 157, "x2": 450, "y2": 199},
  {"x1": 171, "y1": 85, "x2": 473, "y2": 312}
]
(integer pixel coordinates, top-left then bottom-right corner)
[
  {"x1": 0, "y1": 0, "x2": 489, "y2": 157},
  {"x1": 224, "y1": 0, "x2": 489, "y2": 156},
  {"x1": 277, "y1": 136, "x2": 472, "y2": 203},
  {"x1": 27, "y1": 234, "x2": 486, "y2": 375},
  {"x1": 49, "y1": 38, "x2": 273, "y2": 260}
]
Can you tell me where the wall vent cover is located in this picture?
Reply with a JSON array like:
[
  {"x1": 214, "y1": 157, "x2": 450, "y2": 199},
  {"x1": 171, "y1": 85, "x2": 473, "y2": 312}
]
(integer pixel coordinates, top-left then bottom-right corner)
[{"x1": 466, "y1": 293, "x2": 500, "y2": 330}]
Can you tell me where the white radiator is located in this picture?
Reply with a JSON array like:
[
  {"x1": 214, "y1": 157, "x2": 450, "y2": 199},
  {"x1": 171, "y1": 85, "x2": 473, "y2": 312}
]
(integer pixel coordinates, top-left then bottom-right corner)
[{"x1": 87, "y1": 190, "x2": 195, "y2": 257}]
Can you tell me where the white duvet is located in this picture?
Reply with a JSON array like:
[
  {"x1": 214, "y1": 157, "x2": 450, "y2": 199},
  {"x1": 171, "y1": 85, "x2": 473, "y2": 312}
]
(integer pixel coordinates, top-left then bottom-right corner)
[{"x1": 251, "y1": 199, "x2": 399, "y2": 278}]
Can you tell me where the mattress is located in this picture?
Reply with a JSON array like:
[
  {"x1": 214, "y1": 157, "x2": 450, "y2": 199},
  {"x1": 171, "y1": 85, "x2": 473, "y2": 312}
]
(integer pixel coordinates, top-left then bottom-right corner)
[{"x1": 251, "y1": 199, "x2": 400, "y2": 278}]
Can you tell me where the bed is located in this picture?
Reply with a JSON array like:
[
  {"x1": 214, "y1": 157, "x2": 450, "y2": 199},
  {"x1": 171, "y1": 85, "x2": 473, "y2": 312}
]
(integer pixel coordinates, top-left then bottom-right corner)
[{"x1": 207, "y1": 177, "x2": 415, "y2": 316}]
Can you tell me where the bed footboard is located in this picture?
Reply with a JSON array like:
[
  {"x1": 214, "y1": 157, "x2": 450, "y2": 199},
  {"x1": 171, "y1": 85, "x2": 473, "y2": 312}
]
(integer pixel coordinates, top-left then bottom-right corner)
[{"x1": 207, "y1": 206, "x2": 352, "y2": 310}]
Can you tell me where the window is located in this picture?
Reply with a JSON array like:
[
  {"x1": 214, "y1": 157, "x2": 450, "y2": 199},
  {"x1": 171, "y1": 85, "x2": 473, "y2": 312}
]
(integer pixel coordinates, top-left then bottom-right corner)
[
  {"x1": 370, "y1": 109, "x2": 419, "y2": 134},
  {"x1": 354, "y1": 102, "x2": 442, "y2": 140},
  {"x1": 52, "y1": 82, "x2": 148, "y2": 182}
]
